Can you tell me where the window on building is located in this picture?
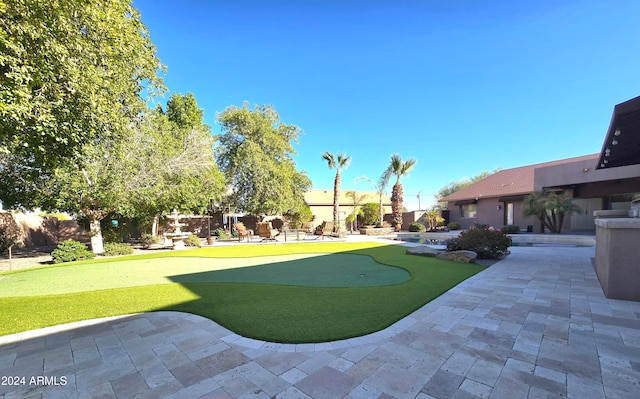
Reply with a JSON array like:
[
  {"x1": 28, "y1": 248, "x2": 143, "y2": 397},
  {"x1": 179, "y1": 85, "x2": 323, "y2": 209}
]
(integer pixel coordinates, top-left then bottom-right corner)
[
  {"x1": 506, "y1": 202, "x2": 514, "y2": 225},
  {"x1": 460, "y1": 204, "x2": 476, "y2": 218}
]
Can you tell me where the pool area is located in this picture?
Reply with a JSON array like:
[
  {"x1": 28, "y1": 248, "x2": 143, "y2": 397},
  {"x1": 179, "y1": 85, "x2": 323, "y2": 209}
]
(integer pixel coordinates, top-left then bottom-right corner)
[
  {"x1": 392, "y1": 232, "x2": 596, "y2": 247},
  {"x1": 389, "y1": 237, "x2": 447, "y2": 245}
]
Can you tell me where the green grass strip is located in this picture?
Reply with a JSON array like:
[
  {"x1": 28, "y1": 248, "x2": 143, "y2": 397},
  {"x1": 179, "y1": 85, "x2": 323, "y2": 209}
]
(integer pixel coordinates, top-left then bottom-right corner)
[{"x1": 0, "y1": 243, "x2": 484, "y2": 342}]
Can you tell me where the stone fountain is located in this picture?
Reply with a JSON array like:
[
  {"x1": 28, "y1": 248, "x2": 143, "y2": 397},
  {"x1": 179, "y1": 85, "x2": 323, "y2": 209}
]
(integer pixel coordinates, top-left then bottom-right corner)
[{"x1": 165, "y1": 209, "x2": 189, "y2": 250}]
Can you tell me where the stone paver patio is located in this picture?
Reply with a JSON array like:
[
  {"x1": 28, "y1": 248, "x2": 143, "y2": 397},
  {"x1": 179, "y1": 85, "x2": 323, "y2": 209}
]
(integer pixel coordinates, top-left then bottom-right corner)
[{"x1": 1, "y1": 245, "x2": 639, "y2": 398}]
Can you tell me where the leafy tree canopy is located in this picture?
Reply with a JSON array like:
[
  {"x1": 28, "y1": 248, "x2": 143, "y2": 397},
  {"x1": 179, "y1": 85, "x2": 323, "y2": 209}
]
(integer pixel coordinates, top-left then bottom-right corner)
[
  {"x1": 46, "y1": 99, "x2": 223, "y2": 219},
  {"x1": 435, "y1": 167, "x2": 502, "y2": 209},
  {"x1": 115, "y1": 107, "x2": 224, "y2": 219},
  {"x1": 0, "y1": 0, "x2": 164, "y2": 197},
  {"x1": 215, "y1": 103, "x2": 311, "y2": 215},
  {"x1": 165, "y1": 92, "x2": 210, "y2": 133}
]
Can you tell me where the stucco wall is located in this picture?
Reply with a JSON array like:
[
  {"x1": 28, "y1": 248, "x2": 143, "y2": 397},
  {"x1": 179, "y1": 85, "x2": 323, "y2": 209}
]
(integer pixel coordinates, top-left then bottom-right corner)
[
  {"x1": 0, "y1": 213, "x2": 89, "y2": 248},
  {"x1": 311, "y1": 204, "x2": 392, "y2": 232},
  {"x1": 595, "y1": 218, "x2": 640, "y2": 301},
  {"x1": 535, "y1": 159, "x2": 640, "y2": 192},
  {"x1": 447, "y1": 199, "x2": 541, "y2": 232}
]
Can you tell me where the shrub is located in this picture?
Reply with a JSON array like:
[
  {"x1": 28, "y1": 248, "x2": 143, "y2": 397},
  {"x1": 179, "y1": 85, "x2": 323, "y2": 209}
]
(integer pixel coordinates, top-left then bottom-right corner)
[
  {"x1": 501, "y1": 225, "x2": 520, "y2": 234},
  {"x1": 284, "y1": 204, "x2": 313, "y2": 229},
  {"x1": 361, "y1": 203, "x2": 380, "y2": 225},
  {"x1": 51, "y1": 240, "x2": 95, "y2": 263},
  {"x1": 473, "y1": 223, "x2": 490, "y2": 229},
  {"x1": 184, "y1": 234, "x2": 201, "y2": 247},
  {"x1": 102, "y1": 242, "x2": 134, "y2": 256},
  {"x1": 447, "y1": 222, "x2": 460, "y2": 231},
  {"x1": 140, "y1": 234, "x2": 162, "y2": 248},
  {"x1": 101, "y1": 228, "x2": 121, "y2": 244},
  {"x1": 449, "y1": 227, "x2": 511, "y2": 259},
  {"x1": 212, "y1": 228, "x2": 228, "y2": 239},
  {"x1": 446, "y1": 238, "x2": 460, "y2": 251},
  {"x1": 409, "y1": 222, "x2": 426, "y2": 232}
]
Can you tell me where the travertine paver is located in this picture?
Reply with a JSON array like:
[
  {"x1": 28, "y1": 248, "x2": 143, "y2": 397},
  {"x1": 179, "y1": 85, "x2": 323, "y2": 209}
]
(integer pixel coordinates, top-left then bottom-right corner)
[{"x1": 1, "y1": 245, "x2": 640, "y2": 398}]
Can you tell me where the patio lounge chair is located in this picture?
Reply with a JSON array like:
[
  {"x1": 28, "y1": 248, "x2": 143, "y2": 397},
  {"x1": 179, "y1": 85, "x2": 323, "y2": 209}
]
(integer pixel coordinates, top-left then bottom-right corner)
[
  {"x1": 314, "y1": 221, "x2": 335, "y2": 240},
  {"x1": 234, "y1": 223, "x2": 253, "y2": 242},
  {"x1": 298, "y1": 221, "x2": 314, "y2": 234},
  {"x1": 257, "y1": 222, "x2": 279, "y2": 241}
]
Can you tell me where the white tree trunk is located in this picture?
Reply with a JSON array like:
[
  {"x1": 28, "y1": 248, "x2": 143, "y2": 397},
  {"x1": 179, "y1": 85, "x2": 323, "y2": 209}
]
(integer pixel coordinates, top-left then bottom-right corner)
[
  {"x1": 152, "y1": 216, "x2": 159, "y2": 237},
  {"x1": 89, "y1": 218, "x2": 104, "y2": 254}
]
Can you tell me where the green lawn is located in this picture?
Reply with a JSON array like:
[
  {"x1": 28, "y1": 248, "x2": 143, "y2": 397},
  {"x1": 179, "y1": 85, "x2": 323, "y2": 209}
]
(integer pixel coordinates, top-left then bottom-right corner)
[{"x1": 0, "y1": 242, "x2": 485, "y2": 343}]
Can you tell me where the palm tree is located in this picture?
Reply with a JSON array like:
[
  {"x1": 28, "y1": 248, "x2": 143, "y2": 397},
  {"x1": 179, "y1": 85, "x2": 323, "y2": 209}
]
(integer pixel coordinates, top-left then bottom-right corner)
[
  {"x1": 389, "y1": 154, "x2": 417, "y2": 231},
  {"x1": 345, "y1": 190, "x2": 367, "y2": 232},
  {"x1": 523, "y1": 192, "x2": 582, "y2": 233},
  {"x1": 321, "y1": 152, "x2": 351, "y2": 232},
  {"x1": 355, "y1": 168, "x2": 392, "y2": 226}
]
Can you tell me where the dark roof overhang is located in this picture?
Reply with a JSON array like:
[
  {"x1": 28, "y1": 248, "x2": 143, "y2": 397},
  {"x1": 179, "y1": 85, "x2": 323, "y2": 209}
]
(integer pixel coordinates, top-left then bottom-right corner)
[
  {"x1": 498, "y1": 195, "x2": 526, "y2": 202},
  {"x1": 454, "y1": 199, "x2": 478, "y2": 206},
  {"x1": 597, "y1": 96, "x2": 640, "y2": 169}
]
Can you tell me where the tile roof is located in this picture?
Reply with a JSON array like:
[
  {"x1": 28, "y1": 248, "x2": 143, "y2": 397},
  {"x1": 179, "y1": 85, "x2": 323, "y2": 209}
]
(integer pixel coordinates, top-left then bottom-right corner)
[{"x1": 441, "y1": 154, "x2": 600, "y2": 202}]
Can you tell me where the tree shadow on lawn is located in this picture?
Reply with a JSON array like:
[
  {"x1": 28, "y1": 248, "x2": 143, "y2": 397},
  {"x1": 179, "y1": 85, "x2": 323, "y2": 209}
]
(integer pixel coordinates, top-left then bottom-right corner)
[
  {"x1": 0, "y1": 244, "x2": 485, "y2": 343},
  {"x1": 167, "y1": 252, "x2": 410, "y2": 288},
  {"x1": 161, "y1": 245, "x2": 486, "y2": 343}
]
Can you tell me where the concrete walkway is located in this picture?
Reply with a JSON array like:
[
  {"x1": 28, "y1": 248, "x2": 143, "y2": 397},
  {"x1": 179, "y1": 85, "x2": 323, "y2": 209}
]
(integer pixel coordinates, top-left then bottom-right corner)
[{"x1": 1, "y1": 245, "x2": 639, "y2": 398}]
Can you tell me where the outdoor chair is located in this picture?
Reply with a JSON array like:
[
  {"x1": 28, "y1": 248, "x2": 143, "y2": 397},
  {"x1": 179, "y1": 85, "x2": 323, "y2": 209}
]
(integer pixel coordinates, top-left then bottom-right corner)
[
  {"x1": 257, "y1": 222, "x2": 279, "y2": 241},
  {"x1": 298, "y1": 221, "x2": 314, "y2": 235},
  {"x1": 234, "y1": 223, "x2": 253, "y2": 242},
  {"x1": 314, "y1": 221, "x2": 335, "y2": 240}
]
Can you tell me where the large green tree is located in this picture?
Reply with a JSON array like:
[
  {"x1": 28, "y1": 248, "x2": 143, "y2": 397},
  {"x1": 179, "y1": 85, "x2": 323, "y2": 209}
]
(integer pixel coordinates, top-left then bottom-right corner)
[
  {"x1": 0, "y1": 0, "x2": 165, "y2": 252},
  {"x1": 0, "y1": 0, "x2": 164, "y2": 180},
  {"x1": 47, "y1": 103, "x2": 224, "y2": 253},
  {"x1": 215, "y1": 103, "x2": 311, "y2": 216},
  {"x1": 47, "y1": 146, "x2": 123, "y2": 253},
  {"x1": 117, "y1": 102, "x2": 224, "y2": 230},
  {"x1": 389, "y1": 155, "x2": 416, "y2": 231},
  {"x1": 321, "y1": 152, "x2": 351, "y2": 232}
]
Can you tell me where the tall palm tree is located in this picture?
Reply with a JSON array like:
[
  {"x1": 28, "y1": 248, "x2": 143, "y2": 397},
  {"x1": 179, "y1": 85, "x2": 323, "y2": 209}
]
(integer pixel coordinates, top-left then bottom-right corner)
[
  {"x1": 321, "y1": 152, "x2": 351, "y2": 232},
  {"x1": 345, "y1": 190, "x2": 367, "y2": 232},
  {"x1": 389, "y1": 154, "x2": 416, "y2": 231}
]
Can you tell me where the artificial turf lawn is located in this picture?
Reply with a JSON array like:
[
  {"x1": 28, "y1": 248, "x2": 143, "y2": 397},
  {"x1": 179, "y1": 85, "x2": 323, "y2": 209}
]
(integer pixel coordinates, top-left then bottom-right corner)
[
  {"x1": 0, "y1": 254, "x2": 410, "y2": 296},
  {"x1": 0, "y1": 242, "x2": 485, "y2": 342}
]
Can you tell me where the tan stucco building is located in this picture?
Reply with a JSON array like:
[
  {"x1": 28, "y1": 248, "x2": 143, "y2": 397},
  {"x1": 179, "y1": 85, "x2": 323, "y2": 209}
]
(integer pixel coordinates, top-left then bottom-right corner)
[{"x1": 304, "y1": 190, "x2": 391, "y2": 231}]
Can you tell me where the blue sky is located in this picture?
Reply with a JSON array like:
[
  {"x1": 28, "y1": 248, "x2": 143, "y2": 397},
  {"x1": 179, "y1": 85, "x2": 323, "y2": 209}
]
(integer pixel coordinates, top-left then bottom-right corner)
[{"x1": 134, "y1": 0, "x2": 640, "y2": 210}]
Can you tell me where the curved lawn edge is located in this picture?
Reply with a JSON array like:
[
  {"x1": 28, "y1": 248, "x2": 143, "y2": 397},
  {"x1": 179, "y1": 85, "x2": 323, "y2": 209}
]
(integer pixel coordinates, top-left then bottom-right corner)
[{"x1": 0, "y1": 243, "x2": 486, "y2": 342}]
